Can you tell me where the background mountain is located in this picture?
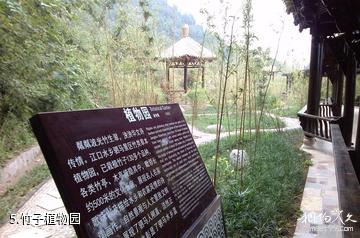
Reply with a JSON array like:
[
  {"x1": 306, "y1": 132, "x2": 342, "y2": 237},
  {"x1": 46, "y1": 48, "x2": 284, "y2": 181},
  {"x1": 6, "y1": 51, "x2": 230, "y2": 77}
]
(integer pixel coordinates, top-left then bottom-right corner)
[{"x1": 150, "y1": 0, "x2": 205, "y2": 42}]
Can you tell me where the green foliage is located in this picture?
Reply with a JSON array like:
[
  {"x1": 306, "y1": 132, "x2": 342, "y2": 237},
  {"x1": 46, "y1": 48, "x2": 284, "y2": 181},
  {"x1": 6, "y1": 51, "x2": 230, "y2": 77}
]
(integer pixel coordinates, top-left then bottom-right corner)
[
  {"x1": 0, "y1": 0, "x2": 101, "y2": 163},
  {"x1": 0, "y1": 0, "x2": 169, "y2": 163},
  {"x1": 286, "y1": 70, "x2": 308, "y2": 108},
  {"x1": 185, "y1": 87, "x2": 208, "y2": 119},
  {"x1": 186, "y1": 87, "x2": 208, "y2": 101},
  {"x1": 256, "y1": 94, "x2": 282, "y2": 110},
  {"x1": 198, "y1": 130, "x2": 309, "y2": 237}
]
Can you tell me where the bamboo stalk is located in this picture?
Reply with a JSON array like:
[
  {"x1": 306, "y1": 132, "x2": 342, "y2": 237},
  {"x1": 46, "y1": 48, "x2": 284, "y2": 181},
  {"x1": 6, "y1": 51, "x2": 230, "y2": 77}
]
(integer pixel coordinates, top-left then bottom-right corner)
[
  {"x1": 214, "y1": 15, "x2": 235, "y2": 188},
  {"x1": 238, "y1": 0, "x2": 252, "y2": 187},
  {"x1": 255, "y1": 21, "x2": 284, "y2": 142}
]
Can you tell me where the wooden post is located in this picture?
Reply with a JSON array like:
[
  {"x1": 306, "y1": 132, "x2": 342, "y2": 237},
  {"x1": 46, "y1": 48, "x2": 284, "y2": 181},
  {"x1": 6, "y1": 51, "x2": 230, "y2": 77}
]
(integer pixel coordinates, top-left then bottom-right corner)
[
  {"x1": 342, "y1": 55, "x2": 357, "y2": 146},
  {"x1": 201, "y1": 66, "x2": 205, "y2": 88},
  {"x1": 332, "y1": 65, "x2": 344, "y2": 117},
  {"x1": 306, "y1": 32, "x2": 324, "y2": 116},
  {"x1": 289, "y1": 74, "x2": 292, "y2": 90},
  {"x1": 166, "y1": 61, "x2": 170, "y2": 87},
  {"x1": 184, "y1": 61, "x2": 188, "y2": 93},
  {"x1": 165, "y1": 62, "x2": 170, "y2": 103}
]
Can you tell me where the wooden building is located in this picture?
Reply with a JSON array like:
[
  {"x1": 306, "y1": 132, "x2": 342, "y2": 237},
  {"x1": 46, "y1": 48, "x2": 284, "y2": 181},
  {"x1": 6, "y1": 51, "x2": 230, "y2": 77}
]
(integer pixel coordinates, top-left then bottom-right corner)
[{"x1": 284, "y1": 0, "x2": 360, "y2": 237}]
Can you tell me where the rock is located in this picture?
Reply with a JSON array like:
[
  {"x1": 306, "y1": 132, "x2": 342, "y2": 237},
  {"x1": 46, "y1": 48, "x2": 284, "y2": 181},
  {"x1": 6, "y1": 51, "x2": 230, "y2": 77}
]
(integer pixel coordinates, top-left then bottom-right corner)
[{"x1": 229, "y1": 149, "x2": 248, "y2": 169}]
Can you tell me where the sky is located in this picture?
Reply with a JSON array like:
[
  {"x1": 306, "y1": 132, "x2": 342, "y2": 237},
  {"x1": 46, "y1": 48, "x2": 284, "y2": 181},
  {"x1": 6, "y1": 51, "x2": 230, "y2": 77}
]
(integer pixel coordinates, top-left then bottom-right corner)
[{"x1": 167, "y1": 0, "x2": 311, "y2": 69}]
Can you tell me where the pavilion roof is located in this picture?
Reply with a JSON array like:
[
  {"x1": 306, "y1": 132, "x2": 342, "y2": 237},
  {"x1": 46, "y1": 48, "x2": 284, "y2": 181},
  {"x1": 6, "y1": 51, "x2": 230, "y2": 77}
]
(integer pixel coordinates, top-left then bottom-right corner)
[
  {"x1": 160, "y1": 24, "x2": 216, "y2": 62},
  {"x1": 160, "y1": 36, "x2": 215, "y2": 61}
]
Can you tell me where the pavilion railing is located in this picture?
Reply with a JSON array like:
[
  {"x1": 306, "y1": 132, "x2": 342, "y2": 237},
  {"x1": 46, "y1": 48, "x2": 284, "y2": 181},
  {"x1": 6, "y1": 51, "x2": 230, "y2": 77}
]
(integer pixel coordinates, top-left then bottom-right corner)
[
  {"x1": 298, "y1": 100, "x2": 340, "y2": 141},
  {"x1": 319, "y1": 102, "x2": 334, "y2": 118}
]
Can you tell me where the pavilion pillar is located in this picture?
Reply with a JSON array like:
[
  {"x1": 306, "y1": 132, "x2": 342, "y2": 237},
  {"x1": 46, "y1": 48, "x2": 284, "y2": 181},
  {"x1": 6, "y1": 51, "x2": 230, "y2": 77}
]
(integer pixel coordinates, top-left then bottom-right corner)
[
  {"x1": 184, "y1": 61, "x2": 188, "y2": 93},
  {"x1": 343, "y1": 54, "x2": 357, "y2": 146},
  {"x1": 286, "y1": 75, "x2": 289, "y2": 93},
  {"x1": 201, "y1": 66, "x2": 205, "y2": 88},
  {"x1": 306, "y1": 31, "x2": 324, "y2": 116},
  {"x1": 165, "y1": 62, "x2": 170, "y2": 103},
  {"x1": 331, "y1": 65, "x2": 344, "y2": 117},
  {"x1": 166, "y1": 61, "x2": 170, "y2": 86}
]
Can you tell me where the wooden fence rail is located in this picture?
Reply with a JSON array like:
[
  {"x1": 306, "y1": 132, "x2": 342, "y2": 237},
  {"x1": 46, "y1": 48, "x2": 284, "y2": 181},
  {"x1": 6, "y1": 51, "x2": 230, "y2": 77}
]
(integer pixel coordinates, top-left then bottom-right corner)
[
  {"x1": 331, "y1": 124, "x2": 360, "y2": 237},
  {"x1": 298, "y1": 104, "x2": 340, "y2": 141}
]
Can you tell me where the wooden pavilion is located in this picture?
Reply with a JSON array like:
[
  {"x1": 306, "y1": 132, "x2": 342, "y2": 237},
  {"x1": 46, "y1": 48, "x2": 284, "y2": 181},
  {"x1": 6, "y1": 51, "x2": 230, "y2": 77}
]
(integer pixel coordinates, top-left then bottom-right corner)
[
  {"x1": 160, "y1": 24, "x2": 216, "y2": 97},
  {"x1": 284, "y1": 0, "x2": 360, "y2": 237}
]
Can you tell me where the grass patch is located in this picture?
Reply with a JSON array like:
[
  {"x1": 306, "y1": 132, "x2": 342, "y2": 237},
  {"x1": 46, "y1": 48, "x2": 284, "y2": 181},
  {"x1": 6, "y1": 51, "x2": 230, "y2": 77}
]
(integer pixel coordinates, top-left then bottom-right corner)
[
  {"x1": 185, "y1": 112, "x2": 285, "y2": 133},
  {"x1": 183, "y1": 104, "x2": 218, "y2": 114},
  {"x1": 198, "y1": 130, "x2": 309, "y2": 237},
  {"x1": 0, "y1": 163, "x2": 50, "y2": 223},
  {"x1": 270, "y1": 105, "x2": 303, "y2": 118}
]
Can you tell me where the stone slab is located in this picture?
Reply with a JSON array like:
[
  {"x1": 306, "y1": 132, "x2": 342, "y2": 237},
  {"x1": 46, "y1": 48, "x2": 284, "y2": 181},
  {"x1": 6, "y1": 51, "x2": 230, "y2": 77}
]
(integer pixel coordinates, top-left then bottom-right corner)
[{"x1": 36, "y1": 195, "x2": 64, "y2": 211}]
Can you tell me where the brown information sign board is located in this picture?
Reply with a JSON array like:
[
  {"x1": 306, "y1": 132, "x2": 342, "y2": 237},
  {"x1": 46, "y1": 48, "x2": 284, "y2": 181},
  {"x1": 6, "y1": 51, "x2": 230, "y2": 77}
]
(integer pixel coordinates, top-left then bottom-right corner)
[{"x1": 30, "y1": 103, "x2": 226, "y2": 238}]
